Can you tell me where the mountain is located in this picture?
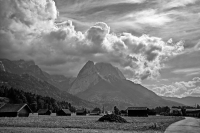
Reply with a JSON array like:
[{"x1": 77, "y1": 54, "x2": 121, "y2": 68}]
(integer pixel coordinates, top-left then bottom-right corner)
[
  {"x1": 0, "y1": 59, "x2": 96, "y2": 109},
  {"x1": 0, "y1": 58, "x2": 182, "y2": 110},
  {"x1": 162, "y1": 96, "x2": 200, "y2": 106},
  {"x1": 0, "y1": 58, "x2": 74, "y2": 91},
  {"x1": 68, "y1": 61, "x2": 181, "y2": 110}
]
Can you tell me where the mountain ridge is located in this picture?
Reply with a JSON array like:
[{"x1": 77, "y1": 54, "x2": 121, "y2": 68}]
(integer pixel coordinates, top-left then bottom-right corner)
[
  {"x1": 162, "y1": 96, "x2": 200, "y2": 106},
  {"x1": 0, "y1": 58, "x2": 182, "y2": 110},
  {"x1": 0, "y1": 59, "x2": 96, "y2": 109},
  {"x1": 69, "y1": 61, "x2": 182, "y2": 110}
]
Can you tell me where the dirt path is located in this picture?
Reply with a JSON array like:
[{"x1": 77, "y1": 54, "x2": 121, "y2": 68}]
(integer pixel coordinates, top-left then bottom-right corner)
[{"x1": 164, "y1": 117, "x2": 200, "y2": 133}]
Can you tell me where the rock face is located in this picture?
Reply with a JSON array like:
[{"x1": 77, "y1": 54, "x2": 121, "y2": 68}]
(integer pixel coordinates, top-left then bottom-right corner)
[
  {"x1": 69, "y1": 61, "x2": 100, "y2": 95},
  {"x1": 69, "y1": 61, "x2": 126, "y2": 95},
  {"x1": 69, "y1": 61, "x2": 181, "y2": 110},
  {"x1": 0, "y1": 61, "x2": 5, "y2": 72}
]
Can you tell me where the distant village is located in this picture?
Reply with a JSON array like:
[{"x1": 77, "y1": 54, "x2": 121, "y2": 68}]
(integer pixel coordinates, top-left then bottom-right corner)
[
  {"x1": 0, "y1": 103, "x2": 200, "y2": 118},
  {"x1": 0, "y1": 84, "x2": 200, "y2": 118}
]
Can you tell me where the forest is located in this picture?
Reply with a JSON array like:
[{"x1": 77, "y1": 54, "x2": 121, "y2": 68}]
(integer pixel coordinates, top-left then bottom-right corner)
[{"x1": 0, "y1": 85, "x2": 76, "y2": 112}]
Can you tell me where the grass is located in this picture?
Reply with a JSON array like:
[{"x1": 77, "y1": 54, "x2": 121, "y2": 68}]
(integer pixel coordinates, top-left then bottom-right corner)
[{"x1": 0, "y1": 115, "x2": 184, "y2": 133}]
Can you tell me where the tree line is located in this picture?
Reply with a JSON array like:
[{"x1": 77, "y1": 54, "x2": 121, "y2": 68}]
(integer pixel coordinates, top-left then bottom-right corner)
[{"x1": 0, "y1": 85, "x2": 76, "y2": 112}]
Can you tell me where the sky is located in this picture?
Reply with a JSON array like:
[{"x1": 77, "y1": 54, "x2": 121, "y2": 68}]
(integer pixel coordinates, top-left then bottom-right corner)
[{"x1": 0, "y1": 0, "x2": 200, "y2": 98}]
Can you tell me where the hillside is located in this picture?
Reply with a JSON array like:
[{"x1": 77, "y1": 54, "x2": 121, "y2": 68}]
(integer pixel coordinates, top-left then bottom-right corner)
[
  {"x1": 69, "y1": 61, "x2": 181, "y2": 110},
  {"x1": 0, "y1": 59, "x2": 74, "y2": 91},
  {"x1": 162, "y1": 96, "x2": 200, "y2": 106},
  {"x1": 0, "y1": 71, "x2": 96, "y2": 109}
]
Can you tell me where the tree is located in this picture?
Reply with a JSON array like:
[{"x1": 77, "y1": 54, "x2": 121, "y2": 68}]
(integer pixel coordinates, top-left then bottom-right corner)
[{"x1": 114, "y1": 106, "x2": 120, "y2": 115}]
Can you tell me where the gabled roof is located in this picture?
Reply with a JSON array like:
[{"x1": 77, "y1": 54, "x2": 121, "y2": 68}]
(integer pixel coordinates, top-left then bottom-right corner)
[
  {"x1": 61, "y1": 109, "x2": 71, "y2": 114},
  {"x1": 0, "y1": 103, "x2": 32, "y2": 113},
  {"x1": 186, "y1": 109, "x2": 200, "y2": 112},
  {"x1": 76, "y1": 109, "x2": 85, "y2": 113},
  {"x1": 127, "y1": 107, "x2": 147, "y2": 110},
  {"x1": 37, "y1": 109, "x2": 51, "y2": 114},
  {"x1": 170, "y1": 108, "x2": 181, "y2": 111}
]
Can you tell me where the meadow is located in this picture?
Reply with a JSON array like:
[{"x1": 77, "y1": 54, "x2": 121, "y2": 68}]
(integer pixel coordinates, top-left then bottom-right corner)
[{"x1": 0, "y1": 115, "x2": 184, "y2": 133}]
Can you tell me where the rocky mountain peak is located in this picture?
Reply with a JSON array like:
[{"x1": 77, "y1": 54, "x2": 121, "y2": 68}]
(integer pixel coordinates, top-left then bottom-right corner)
[
  {"x1": 69, "y1": 61, "x2": 126, "y2": 95},
  {"x1": 95, "y1": 62, "x2": 126, "y2": 80},
  {"x1": 77, "y1": 60, "x2": 96, "y2": 77}
]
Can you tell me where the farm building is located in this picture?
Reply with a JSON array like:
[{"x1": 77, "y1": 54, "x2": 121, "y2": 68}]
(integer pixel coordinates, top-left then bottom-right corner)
[
  {"x1": 37, "y1": 109, "x2": 52, "y2": 115},
  {"x1": 0, "y1": 103, "x2": 32, "y2": 117},
  {"x1": 57, "y1": 109, "x2": 71, "y2": 116},
  {"x1": 127, "y1": 107, "x2": 148, "y2": 117},
  {"x1": 76, "y1": 109, "x2": 86, "y2": 115},
  {"x1": 90, "y1": 110, "x2": 100, "y2": 115},
  {"x1": 185, "y1": 109, "x2": 200, "y2": 117},
  {"x1": 170, "y1": 108, "x2": 182, "y2": 116}
]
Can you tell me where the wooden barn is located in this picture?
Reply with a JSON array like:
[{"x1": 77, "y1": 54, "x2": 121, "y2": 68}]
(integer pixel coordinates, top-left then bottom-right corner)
[
  {"x1": 76, "y1": 109, "x2": 86, "y2": 116},
  {"x1": 90, "y1": 110, "x2": 100, "y2": 115},
  {"x1": 57, "y1": 109, "x2": 71, "y2": 116},
  {"x1": 127, "y1": 107, "x2": 148, "y2": 117},
  {"x1": 186, "y1": 109, "x2": 200, "y2": 117},
  {"x1": 0, "y1": 103, "x2": 32, "y2": 117},
  {"x1": 37, "y1": 109, "x2": 52, "y2": 115}
]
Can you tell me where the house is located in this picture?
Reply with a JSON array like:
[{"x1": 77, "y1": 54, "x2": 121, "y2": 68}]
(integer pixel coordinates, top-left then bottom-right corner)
[
  {"x1": 76, "y1": 109, "x2": 86, "y2": 116},
  {"x1": 185, "y1": 109, "x2": 200, "y2": 117},
  {"x1": 127, "y1": 107, "x2": 148, "y2": 117},
  {"x1": 90, "y1": 110, "x2": 100, "y2": 115},
  {"x1": 57, "y1": 109, "x2": 71, "y2": 116},
  {"x1": 37, "y1": 109, "x2": 52, "y2": 115},
  {"x1": 170, "y1": 108, "x2": 182, "y2": 116},
  {"x1": 0, "y1": 103, "x2": 32, "y2": 117}
]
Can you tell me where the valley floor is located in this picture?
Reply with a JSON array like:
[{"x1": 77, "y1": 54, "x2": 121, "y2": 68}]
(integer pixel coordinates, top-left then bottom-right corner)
[{"x1": 0, "y1": 116, "x2": 184, "y2": 133}]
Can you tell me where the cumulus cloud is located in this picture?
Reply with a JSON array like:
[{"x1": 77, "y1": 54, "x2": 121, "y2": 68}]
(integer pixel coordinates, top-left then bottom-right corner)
[
  {"x1": 0, "y1": 0, "x2": 185, "y2": 80},
  {"x1": 151, "y1": 77, "x2": 200, "y2": 97}
]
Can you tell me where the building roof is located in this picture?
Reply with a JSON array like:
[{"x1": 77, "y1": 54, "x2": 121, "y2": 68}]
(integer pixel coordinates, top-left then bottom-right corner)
[
  {"x1": 170, "y1": 108, "x2": 182, "y2": 111},
  {"x1": 37, "y1": 109, "x2": 51, "y2": 114},
  {"x1": 61, "y1": 109, "x2": 71, "y2": 114},
  {"x1": 0, "y1": 103, "x2": 32, "y2": 113},
  {"x1": 76, "y1": 109, "x2": 85, "y2": 113},
  {"x1": 127, "y1": 107, "x2": 147, "y2": 110},
  {"x1": 186, "y1": 109, "x2": 200, "y2": 112},
  {"x1": 90, "y1": 110, "x2": 100, "y2": 114}
]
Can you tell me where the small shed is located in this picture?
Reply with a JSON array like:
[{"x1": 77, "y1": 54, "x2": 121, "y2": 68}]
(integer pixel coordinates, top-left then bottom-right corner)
[
  {"x1": 127, "y1": 107, "x2": 148, "y2": 117},
  {"x1": 90, "y1": 110, "x2": 100, "y2": 115},
  {"x1": 76, "y1": 109, "x2": 86, "y2": 116},
  {"x1": 37, "y1": 109, "x2": 52, "y2": 115},
  {"x1": 0, "y1": 103, "x2": 32, "y2": 117},
  {"x1": 57, "y1": 109, "x2": 71, "y2": 116}
]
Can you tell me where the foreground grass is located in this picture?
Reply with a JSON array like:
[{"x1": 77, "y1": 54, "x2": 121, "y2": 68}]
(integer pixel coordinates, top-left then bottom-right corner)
[{"x1": 0, "y1": 116, "x2": 184, "y2": 132}]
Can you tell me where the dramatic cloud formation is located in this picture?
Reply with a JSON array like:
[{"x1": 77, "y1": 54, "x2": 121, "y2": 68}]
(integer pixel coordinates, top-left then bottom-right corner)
[
  {"x1": 151, "y1": 77, "x2": 200, "y2": 97},
  {"x1": 0, "y1": 0, "x2": 185, "y2": 82}
]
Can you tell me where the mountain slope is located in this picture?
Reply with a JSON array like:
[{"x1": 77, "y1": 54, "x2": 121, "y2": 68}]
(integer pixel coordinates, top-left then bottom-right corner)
[
  {"x1": 69, "y1": 61, "x2": 181, "y2": 110},
  {"x1": 162, "y1": 96, "x2": 200, "y2": 106},
  {"x1": 0, "y1": 71, "x2": 96, "y2": 109},
  {"x1": 0, "y1": 58, "x2": 73, "y2": 91}
]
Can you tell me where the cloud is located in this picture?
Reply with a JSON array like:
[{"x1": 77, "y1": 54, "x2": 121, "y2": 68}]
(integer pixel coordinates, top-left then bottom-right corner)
[
  {"x1": 0, "y1": 0, "x2": 185, "y2": 81},
  {"x1": 172, "y1": 68, "x2": 200, "y2": 76},
  {"x1": 163, "y1": 0, "x2": 198, "y2": 9},
  {"x1": 151, "y1": 77, "x2": 200, "y2": 97}
]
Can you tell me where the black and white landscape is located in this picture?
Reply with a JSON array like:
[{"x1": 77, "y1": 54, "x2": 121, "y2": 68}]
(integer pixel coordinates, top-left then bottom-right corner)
[{"x1": 0, "y1": 0, "x2": 200, "y2": 133}]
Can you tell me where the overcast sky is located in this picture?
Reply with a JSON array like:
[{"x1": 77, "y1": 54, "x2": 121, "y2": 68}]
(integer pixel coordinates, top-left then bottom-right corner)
[{"x1": 0, "y1": 0, "x2": 200, "y2": 98}]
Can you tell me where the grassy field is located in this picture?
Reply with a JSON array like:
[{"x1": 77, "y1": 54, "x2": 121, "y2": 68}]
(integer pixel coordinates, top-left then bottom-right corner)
[{"x1": 0, "y1": 115, "x2": 184, "y2": 133}]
